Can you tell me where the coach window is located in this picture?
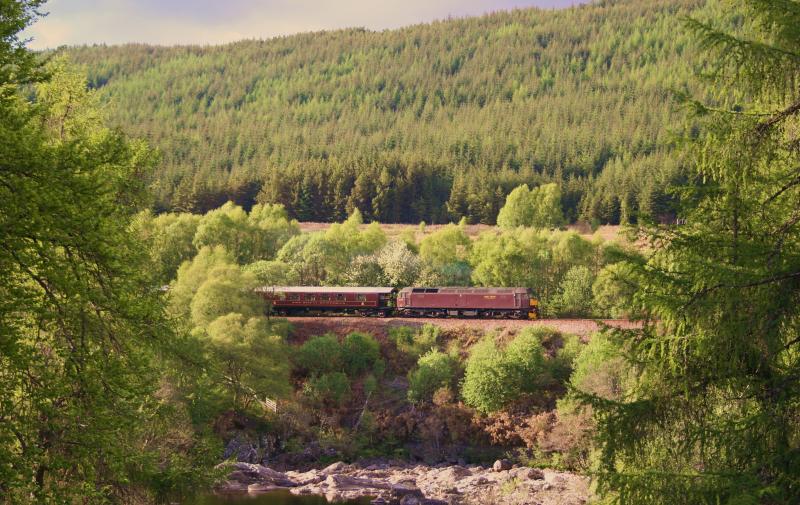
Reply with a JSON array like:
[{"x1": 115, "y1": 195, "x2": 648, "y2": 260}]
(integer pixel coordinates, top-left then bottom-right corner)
[
  {"x1": 357, "y1": 294, "x2": 367, "y2": 301},
  {"x1": 320, "y1": 294, "x2": 330, "y2": 301},
  {"x1": 289, "y1": 294, "x2": 299, "y2": 301},
  {"x1": 336, "y1": 294, "x2": 345, "y2": 301},
  {"x1": 304, "y1": 294, "x2": 314, "y2": 301}
]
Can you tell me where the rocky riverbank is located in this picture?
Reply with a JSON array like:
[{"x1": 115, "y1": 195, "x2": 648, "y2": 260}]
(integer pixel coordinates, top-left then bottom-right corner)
[{"x1": 218, "y1": 460, "x2": 590, "y2": 505}]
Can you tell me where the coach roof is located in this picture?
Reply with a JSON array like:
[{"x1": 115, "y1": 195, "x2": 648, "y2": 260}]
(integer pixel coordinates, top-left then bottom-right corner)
[{"x1": 256, "y1": 286, "x2": 396, "y2": 294}]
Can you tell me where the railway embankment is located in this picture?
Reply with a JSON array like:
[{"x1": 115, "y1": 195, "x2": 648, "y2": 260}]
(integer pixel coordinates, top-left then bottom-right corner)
[{"x1": 284, "y1": 316, "x2": 640, "y2": 341}]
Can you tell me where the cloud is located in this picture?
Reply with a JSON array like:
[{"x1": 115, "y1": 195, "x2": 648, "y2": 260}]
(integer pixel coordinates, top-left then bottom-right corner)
[{"x1": 25, "y1": 0, "x2": 588, "y2": 49}]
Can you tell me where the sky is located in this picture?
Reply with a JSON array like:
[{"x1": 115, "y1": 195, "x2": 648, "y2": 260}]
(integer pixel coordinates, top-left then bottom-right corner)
[{"x1": 25, "y1": 0, "x2": 590, "y2": 49}]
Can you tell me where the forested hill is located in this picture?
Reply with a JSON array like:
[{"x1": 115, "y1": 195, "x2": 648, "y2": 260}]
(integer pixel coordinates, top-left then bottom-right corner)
[{"x1": 64, "y1": 0, "x2": 711, "y2": 224}]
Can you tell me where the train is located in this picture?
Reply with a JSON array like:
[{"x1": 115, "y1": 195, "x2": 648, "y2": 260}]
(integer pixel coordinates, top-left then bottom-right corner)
[{"x1": 256, "y1": 286, "x2": 539, "y2": 319}]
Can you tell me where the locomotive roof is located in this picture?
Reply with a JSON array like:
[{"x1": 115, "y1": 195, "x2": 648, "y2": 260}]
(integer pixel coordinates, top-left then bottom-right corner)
[
  {"x1": 256, "y1": 286, "x2": 396, "y2": 294},
  {"x1": 398, "y1": 287, "x2": 530, "y2": 294}
]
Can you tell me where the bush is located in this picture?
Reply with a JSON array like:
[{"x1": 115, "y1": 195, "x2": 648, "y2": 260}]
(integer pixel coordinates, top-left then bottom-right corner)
[
  {"x1": 407, "y1": 350, "x2": 458, "y2": 404},
  {"x1": 295, "y1": 334, "x2": 343, "y2": 375},
  {"x1": 461, "y1": 329, "x2": 547, "y2": 413},
  {"x1": 550, "y1": 333, "x2": 584, "y2": 384},
  {"x1": 390, "y1": 324, "x2": 439, "y2": 358},
  {"x1": 551, "y1": 265, "x2": 595, "y2": 317},
  {"x1": 303, "y1": 372, "x2": 351, "y2": 406},
  {"x1": 503, "y1": 328, "x2": 548, "y2": 393},
  {"x1": 341, "y1": 332, "x2": 383, "y2": 377},
  {"x1": 568, "y1": 332, "x2": 627, "y2": 401}
]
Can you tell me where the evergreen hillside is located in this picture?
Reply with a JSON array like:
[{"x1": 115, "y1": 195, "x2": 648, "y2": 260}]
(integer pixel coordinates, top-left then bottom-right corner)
[{"x1": 64, "y1": 0, "x2": 710, "y2": 224}]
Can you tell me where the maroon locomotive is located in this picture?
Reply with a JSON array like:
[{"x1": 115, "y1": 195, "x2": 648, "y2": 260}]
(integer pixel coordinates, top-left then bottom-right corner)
[
  {"x1": 396, "y1": 287, "x2": 537, "y2": 319},
  {"x1": 257, "y1": 286, "x2": 396, "y2": 316}
]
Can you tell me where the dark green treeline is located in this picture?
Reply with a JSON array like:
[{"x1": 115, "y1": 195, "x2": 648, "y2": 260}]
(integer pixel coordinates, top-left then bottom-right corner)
[{"x1": 65, "y1": 0, "x2": 710, "y2": 224}]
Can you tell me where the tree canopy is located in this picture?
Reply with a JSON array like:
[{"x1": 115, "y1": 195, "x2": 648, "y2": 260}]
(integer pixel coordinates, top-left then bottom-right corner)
[
  {"x1": 61, "y1": 0, "x2": 713, "y2": 225},
  {"x1": 584, "y1": 1, "x2": 800, "y2": 503}
]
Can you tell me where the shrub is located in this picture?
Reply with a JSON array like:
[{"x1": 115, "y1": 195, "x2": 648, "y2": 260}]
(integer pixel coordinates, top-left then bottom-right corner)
[
  {"x1": 341, "y1": 332, "x2": 383, "y2": 377},
  {"x1": 568, "y1": 332, "x2": 627, "y2": 401},
  {"x1": 461, "y1": 338, "x2": 516, "y2": 414},
  {"x1": 551, "y1": 265, "x2": 595, "y2": 317},
  {"x1": 461, "y1": 329, "x2": 547, "y2": 414},
  {"x1": 295, "y1": 334, "x2": 342, "y2": 375},
  {"x1": 390, "y1": 324, "x2": 439, "y2": 358},
  {"x1": 407, "y1": 350, "x2": 458, "y2": 404},
  {"x1": 550, "y1": 333, "x2": 584, "y2": 384},
  {"x1": 504, "y1": 328, "x2": 547, "y2": 382},
  {"x1": 303, "y1": 372, "x2": 351, "y2": 406}
]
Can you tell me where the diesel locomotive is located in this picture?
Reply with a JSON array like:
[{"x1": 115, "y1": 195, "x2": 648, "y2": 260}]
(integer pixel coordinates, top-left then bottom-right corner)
[{"x1": 256, "y1": 286, "x2": 539, "y2": 319}]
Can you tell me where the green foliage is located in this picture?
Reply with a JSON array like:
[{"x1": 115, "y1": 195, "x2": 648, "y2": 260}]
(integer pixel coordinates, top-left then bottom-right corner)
[
  {"x1": 204, "y1": 314, "x2": 292, "y2": 409},
  {"x1": 0, "y1": 46, "x2": 213, "y2": 501},
  {"x1": 133, "y1": 210, "x2": 201, "y2": 283},
  {"x1": 586, "y1": 3, "x2": 800, "y2": 503},
  {"x1": 375, "y1": 240, "x2": 422, "y2": 287},
  {"x1": 303, "y1": 372, "x2": 352, "y2": 406},
  {"x1": 569, "y1": 333, "x2": 627, "y2": 402},
  {"x1": 419, "y1": 223, "x2": 472, "y2": 285},
  {"x1": 169, "y1": 245, "x2": 236, "y2": 319},
  {"x1": 497, "y1": 183, "x2": 565, "y2": 229},
  {"x1": 189, "y1": 264, "x2": 264, "y2": 329},
  {"x1": 294, "y1": 334, "x2": 344, "y2": 375},
  {"x1": 341, "y1": 332, "x2": 384, "y2": 378},
  {"x1": 276, "y1": 211, "x2": 388, "y2": 285},
  {"x1": 193, "y1": 201, "x2": 299, "y2": 264},
  {"x1": 591, "y1": 262, "x2": 636, "y2": 318},
  {"x1": 63, "y1": 0, "x2": 706, "y2": 224},
  {"x1": 461, "y1": 329, "x2": 547, "y2": 413},
  {"x1": 551, "y1": 266, "x2": 595, "y2": 317},
  {"x1": 550, "y1": 333, "x2": 584, "y2": 385},
  {"x1": 407, "y1": 350, "x2": 459, "y2": 404},
  {"x1": 244, "y1": 259, "x2": 300, "y2": 286},
  {"x1": 390, "y1": 324, "x2": 440, "y2": 358}
]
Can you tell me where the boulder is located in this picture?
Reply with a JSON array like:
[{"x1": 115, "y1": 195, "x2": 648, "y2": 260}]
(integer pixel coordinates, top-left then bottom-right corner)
[
  {"x1": 324, "y1": 474, "x2": 391, "y2": 491},
  {"x1": 400, "y1": 495, "x2": 421, "y2": 505},
  {"x1": 492, "y1": 459, "x2": 512, "y2": 472},
  {"x1": 391, "y1": 483, "x2": 425, "y2": 499},
  {"x1": 219, "y1": 462, "x2": 297, "y2": 488},
  {"x1": 321, "y1": 461, "x2": 350, "y2": 474},
  {"x1": 511, "y1": 467, "x2": 545, "y2": 480},
  {"x1": 543, "y1": 470, "x2": 566, "y2": 487},
  {"x1": 434, "y1": 466, "x2": 471, "y2": 482}
]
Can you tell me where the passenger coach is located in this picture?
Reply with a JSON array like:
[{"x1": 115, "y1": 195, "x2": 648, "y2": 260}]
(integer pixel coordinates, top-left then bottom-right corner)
[{"x1": 257, "y1": 286, "x2": 396, "y2": 317}]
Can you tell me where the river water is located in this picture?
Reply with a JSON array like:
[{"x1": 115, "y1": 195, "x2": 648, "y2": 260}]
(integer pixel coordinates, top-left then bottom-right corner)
[{"x1": 190, "y1": 490, "x2": 373, "y2": 505}]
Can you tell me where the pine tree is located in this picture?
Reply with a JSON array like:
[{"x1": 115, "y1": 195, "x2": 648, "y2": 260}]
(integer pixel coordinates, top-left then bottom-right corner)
[{"x1": 586, "y1": 3, "x2": 800, "y2": 503}]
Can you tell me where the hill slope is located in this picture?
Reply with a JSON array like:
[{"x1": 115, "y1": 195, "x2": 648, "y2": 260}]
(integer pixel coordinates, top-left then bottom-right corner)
[{"x1": 65, "y1": 0, "x2": 711, "y2": 224}]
